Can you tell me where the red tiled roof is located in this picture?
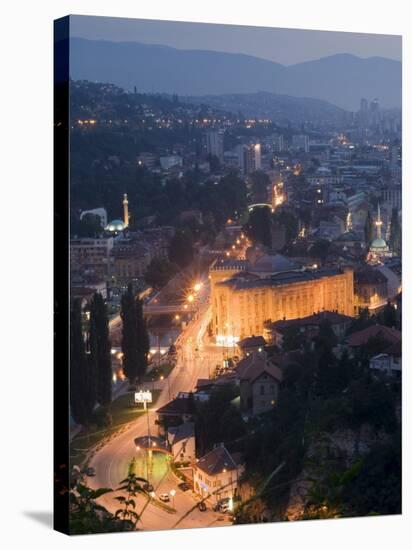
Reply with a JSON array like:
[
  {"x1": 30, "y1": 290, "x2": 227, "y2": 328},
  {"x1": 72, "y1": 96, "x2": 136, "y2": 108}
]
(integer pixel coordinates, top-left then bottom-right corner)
[
  {"x1": 236, "y1": 354, "x2": 283, "y2": 384},
  {"x1": 347, "y1": 325, "x2": 401, "y2": 347},
  {"x1": 271, "y1": 310, "x2": 353, "y2": 332},
  {"x1": 196, "y1": 445, "x2": 241, "y2": 475},
  {"x1": 384, "y1": 340, "x2": 402, "y2": 357}
]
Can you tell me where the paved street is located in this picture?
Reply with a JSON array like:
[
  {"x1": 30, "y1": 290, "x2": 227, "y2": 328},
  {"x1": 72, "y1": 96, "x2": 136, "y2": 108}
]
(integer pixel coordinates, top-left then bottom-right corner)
[{"x1": 88, "y1": 297, "x2": 231, "y2": 530}]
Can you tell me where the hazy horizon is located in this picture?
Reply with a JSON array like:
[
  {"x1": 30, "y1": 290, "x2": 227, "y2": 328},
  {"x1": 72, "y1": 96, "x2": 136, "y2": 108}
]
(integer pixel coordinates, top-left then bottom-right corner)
[{"x1": 70, "y1": 15, "x2": 402, "y2": 66}]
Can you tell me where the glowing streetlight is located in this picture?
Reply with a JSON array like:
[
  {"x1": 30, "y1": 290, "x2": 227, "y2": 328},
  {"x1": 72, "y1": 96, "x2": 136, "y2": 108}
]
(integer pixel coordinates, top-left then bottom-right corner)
[
  {"x1": 194, "y1": 282, "x2": 203, "y2": 292},
  {"x1": 170, "y1": 489, "x2": 176, "y2": 508},
  {"x1": 187, "y1": 294, "x2": 194, "y2": 303}
]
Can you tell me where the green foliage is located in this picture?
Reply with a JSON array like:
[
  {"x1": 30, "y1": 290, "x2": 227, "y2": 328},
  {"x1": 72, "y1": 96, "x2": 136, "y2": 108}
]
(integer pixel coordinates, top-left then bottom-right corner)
[
  {"x1": 89, "y1": 293, "x2": 112, "y2": 409},
  {"x1": 121, "y1": 284, "x2": 150, "y2": 384},
  {"x1": 144, "y1": 257, "x2": 177, "y2": 289},
  {"x1": 389, "y1": 207, "x2": 401, "y2": 255},
  {"x1": 281, "y1": 326, "x2": 306, "y2": 352},
  {"x1": 249, "y1": 170, "x2": 270, "y2": 203},
  {"x1": 364, "y1": 210, "x2": 374, "y2": 246},
  {"x1": 272, "y1": 208, "x2": 299, "y2": 244},
  {"x1": 168, "y1": 228, "x2": 194, "y2": 268},
  {"x1": 309, "y1": 239, "x2": 331, "y2": 262},
  {"x1": 72, "y1": 213, "x2": 103, "y2": 237},
  {"x1": 70, "y1": 300, "x2": 95, "y2": 426},
  {"x1": 115, "y1": 458, "x2": 148, "y2": 529},
  {"x1": 195, "y1": 385, "x2": 245, "y2": 455},
  {"x1": 69, "y1": 483, "x2": 116, "y2": 534},
  {"x1": 244, "y1": 206, "x2": 272, "y2": 248}
]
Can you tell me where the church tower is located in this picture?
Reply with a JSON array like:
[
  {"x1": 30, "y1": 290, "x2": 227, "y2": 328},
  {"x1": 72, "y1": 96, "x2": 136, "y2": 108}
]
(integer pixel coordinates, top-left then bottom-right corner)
[{"x1": 123, "y1": 193, "x2": 129, "y2": 227}]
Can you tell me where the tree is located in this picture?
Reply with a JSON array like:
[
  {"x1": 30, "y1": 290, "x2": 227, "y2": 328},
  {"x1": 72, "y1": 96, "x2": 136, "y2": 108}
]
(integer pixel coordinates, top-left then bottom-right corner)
[
  {"x1": 74, "y1": 213, "x2": 103, "y2": 238},
  {"x1": 89, "y1": 293, "x2": 112, "y2": 410},
  {"x1": 315, "y1": 345, "x2": 339, "y2": 398},
  {"x1": 281, "y1": 326, "x2": 305, "y2": 352},
  {"x1": 272, "y1": 208, "x2": 299, "y2": 244},
  {"x1": 168, "y1": 228, "x2": 194, "y2": 268},
  {"x1": 244, "y1": 206, "x2": 272, "y2": 248},
  {"x1": 309, "y1": 239, "x2": 331, "y2": 263},
  {"x1": 144, "y1": 258, "x2": 177, "y2": 290},
  {"x1": 249, "y1": 170, "x2": 270, "y2": 203},
  {"x1": 380, "y1": 300, "x2": 397, "y2": 329},
  {"x1": 389, "y1": 207, "x2": 401, "y2": 255},
  {"x1": 364, "y1": 210, "x2": 374, "y2": 246},
  {"x1": 115, "y1": 459, "x2": 147, "y2": 530},
  {"x1": 70, "y1": 300, "x2": 95, "y2": 426},
  {"x1": 121, "y1": 284, "x2": 150, "y2": 385}
]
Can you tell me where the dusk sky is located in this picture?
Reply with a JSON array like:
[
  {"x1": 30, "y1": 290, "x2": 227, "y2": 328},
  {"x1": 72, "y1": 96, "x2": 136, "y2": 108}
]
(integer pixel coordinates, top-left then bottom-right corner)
[{"x1": 70, "y1": 15, "x2": 402, "y2": 65}]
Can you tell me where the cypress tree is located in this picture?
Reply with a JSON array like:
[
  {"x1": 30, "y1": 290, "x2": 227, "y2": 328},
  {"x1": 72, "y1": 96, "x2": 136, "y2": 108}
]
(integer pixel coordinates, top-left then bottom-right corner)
[
  {"x1": 121, "y1": 284, "x2": 150, "y2": 385},
  {"x1": 364, "y1": 210, "x2": 374, "y2": 246},
  {"x1": 389, "y1": 207, "x2": 401, "y2": 255},
  {"x1": 70, "y1": 299, "x2": 95, "y2": 426},
  {"x1": 89, "y1": 293, "x2": 112, "y2": 409}
]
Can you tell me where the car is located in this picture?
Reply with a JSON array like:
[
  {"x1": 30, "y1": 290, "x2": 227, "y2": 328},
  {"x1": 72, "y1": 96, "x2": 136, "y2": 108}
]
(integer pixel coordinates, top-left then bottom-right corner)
[
  {"x1": 215, "y1": 497, "x2": 231, "y2": 513},
  {"x1": 178, "y1": 482, "x2": 189, "y2": 492},
  {"x1": 159, "y1": 493, "x2": 170, "y2": 502},
  {"x1": 143, "y1": 483, "x2": 154, "y2": 493},
  {"x1": 198, "y1": 501, "x2": 207, "y2": 512},
  {"x1": 84, "y1": 467, "x2": 96, "y2": 477}
]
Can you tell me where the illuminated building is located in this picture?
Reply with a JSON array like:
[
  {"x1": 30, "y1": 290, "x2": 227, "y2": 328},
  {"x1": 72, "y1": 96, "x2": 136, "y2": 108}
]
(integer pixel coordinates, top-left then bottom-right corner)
[
  {"x1": 368, "y1": 203, "x2": 392, "y2": 262},
  {"x1": 123, "y1": 193, "x2": 129, "y2": 227},
  {"x1": 210, "y1": 256, "x2": 354, "y2": 343},
  {"x1": 105, "y1": 194, "x2": 129, "y2": 233},
  {"x1": 206, "y1": 130, "x2": 224, "y2": 163},
  {"x1": 237, "y1": 143, "x2": 261, "y2": 174},
  {"x1": 193, "y1": 445, "x2": 244, "y2": 504}
]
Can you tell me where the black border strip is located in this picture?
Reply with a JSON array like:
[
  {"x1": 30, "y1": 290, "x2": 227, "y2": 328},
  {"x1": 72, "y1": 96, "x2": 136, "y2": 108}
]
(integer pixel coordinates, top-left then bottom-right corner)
[{"x1": 54, "y1": 15, "x2": 70, "y2": 536}]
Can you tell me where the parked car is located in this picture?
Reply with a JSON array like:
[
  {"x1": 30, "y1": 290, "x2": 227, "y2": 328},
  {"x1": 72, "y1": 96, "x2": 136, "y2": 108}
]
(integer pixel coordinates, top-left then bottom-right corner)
[
  {"x1": 215, "y1": 497, "x2": 231, "y2": 513},
  {"x1": 143, "y1": 483, "x2": 154, "y2": 493},
  {"x1": 84, "y1": 467, "x2": 96, "y2": 477},
  {"x1": 198, "y1": 501, "x2": 207, "y2": 512},
  {"x1": 159, "y1": 493, "x2": 170, "y2": 502},
  {"x1": 178, "y1": 482, "x2": 189, "y2": 492}
]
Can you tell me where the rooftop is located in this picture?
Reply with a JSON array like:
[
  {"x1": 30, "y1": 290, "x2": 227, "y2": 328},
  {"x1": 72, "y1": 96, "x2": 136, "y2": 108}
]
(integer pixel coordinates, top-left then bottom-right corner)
[
  {"x1": 347, "y1": 324, "x2": 401, "y2": 347},
  {"x1": 270, "y1": 310, "x2": 353, "y2": 332},
  {"x1": 236, "y1": 353, "x2": 283, "y2": 384},
  {"x1": 196, "y1": 444, "x2": 242, "y2": 476}
]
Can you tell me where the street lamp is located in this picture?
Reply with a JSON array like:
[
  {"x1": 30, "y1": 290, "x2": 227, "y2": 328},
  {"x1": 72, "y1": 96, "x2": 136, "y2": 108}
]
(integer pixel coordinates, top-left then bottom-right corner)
[{"x1": 170, "y1": 489, "x2": 176, "y2": 508}]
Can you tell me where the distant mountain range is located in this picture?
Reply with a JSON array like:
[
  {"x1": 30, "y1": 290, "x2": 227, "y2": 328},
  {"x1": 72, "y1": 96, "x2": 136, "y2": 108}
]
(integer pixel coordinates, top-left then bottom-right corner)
[{"x1": 70, "y1": 38, "x2": 402, "y2": 111}]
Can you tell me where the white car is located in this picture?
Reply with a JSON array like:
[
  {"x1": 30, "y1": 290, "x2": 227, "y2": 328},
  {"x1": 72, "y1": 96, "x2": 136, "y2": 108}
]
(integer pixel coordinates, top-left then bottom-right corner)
[{"x1": 159, "y1": 493, "x2": 170, "y2": 502}]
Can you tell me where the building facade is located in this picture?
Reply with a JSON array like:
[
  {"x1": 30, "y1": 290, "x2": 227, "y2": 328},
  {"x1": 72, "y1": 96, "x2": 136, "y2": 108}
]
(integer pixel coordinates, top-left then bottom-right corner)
[{"x1": 210, "y1": 261, "x2": 354, "y2": 343}]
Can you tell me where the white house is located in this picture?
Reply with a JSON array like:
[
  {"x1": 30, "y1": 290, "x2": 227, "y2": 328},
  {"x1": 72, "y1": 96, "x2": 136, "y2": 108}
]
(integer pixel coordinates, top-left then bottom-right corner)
[
  {"x1": 193, "y1": 444, "x2": 244, "y2": 504},
  {"x1": 167, "y1": 422, "x2": 196, "y2": 464}
]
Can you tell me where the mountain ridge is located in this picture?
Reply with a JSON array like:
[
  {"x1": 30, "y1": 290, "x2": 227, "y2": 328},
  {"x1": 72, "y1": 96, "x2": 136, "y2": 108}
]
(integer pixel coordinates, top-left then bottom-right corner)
[{"x1": 70, "y1": 37, "x2": 401, "y2": 110}]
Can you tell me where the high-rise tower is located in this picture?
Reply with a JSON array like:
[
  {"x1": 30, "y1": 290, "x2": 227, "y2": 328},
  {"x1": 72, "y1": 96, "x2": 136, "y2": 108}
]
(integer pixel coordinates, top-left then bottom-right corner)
[{"x1": 123, "y1": 193, "x2": 129, "y2": 227}]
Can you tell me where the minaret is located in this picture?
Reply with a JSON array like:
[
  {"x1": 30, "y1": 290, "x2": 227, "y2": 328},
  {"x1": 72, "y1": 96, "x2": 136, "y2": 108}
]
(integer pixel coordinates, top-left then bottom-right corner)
[
  {"x1": 375, "y1": 202, "x2": 382, "y2": 240},
  {"x1": 123, "y1": 193, "x2": 129, "y2": 227}
]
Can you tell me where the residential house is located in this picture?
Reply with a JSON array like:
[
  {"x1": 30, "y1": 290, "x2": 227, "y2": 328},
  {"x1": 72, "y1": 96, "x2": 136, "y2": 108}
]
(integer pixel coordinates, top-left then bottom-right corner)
[
  {"x1": 167, "y1": 422, "x2": 196, "y2": 464},
  {"x1": 193, "y1": 444, "x2": 244, "y2": 504},
  {"x1": 236, "y1": 352, "x2": 283, "y2": 416}
]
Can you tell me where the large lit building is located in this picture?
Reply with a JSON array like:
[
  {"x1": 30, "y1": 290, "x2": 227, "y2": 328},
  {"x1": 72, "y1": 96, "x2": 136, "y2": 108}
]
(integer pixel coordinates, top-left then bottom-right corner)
[
  {"x1": 206, "y1": 130, "x2": 224, "y2": 163},
  {"x1": 210, "y1": 255, "x2": 354, "y2": 344},
  {"x1": 237, "y1": 143, "x2": 262, "y2": 174}
]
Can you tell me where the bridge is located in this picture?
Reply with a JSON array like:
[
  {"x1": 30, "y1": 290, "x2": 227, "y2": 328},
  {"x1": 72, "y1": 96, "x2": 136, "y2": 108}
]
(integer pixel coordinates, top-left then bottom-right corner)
[
  {"x1": 143, "y1": 302, "x2": 196, "y2": 316},
  {"x1": 247, "y1": 203, "x2": 273, "y2": 212}
]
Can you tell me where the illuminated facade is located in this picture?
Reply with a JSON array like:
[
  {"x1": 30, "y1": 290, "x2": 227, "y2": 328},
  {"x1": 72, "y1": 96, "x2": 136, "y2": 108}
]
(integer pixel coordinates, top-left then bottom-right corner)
[{"x1": 210, "y1": 259, "x2": 354, "y2": 343}]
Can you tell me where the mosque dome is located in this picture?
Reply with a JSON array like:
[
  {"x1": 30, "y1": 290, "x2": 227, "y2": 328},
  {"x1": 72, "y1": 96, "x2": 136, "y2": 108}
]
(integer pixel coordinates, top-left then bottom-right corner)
[
  {"x1": 106, "y1": 219, "x2": 126, "y2": 232},
  {"x1": 371, "y1": 237, "x2": 388, "y2": 249}
]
